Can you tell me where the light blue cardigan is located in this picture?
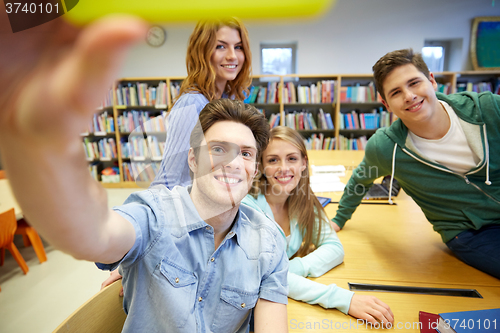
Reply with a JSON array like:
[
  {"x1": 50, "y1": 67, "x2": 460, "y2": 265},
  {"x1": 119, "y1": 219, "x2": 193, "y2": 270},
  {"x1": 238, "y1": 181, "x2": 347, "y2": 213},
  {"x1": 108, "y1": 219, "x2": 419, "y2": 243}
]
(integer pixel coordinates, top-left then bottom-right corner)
[{"x1": 242, "y1": 194, "x2": 354, "y2": 314}]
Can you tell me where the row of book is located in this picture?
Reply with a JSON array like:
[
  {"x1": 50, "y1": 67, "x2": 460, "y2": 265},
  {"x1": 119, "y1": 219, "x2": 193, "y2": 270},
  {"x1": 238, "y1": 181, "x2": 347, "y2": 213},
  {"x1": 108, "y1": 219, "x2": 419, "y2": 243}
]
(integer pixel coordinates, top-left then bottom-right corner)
[
  {"x1": 121, "y1": 136, "x2": 166, "y2": 161},
  {"x1": 337, "y1": 135, "x2": 368, "y2": 150},
  {"x1": 88, "y1": 163, "x2": 99, "y2": 181},
  {"x1": 116, "y1": 82, "x2": 168, "y2": 107},
  {"x1": 244, "y1": 82, "x2": 280, "y2": 104},
  {"x1": 379, "y1": 110, "x2": 397, "y2": 128},
  {"x1": 117, "y1": 111, "x2": 168, "y2": 133},
  {"x1": 111, "y1": 77, "x2": 499, "y2": 109},
  {"x1": 284, "y1": 109, "x2": 334, "y2": 130},
  {"x1": 268, "y1": 113, "x2": 281, "y2": 128},
  {"x1": 99, "y1": 89, "x2": 114, "y2": 109},
  {"x1": 339, "y1": 108, "x2": 396, "y2": 130},
  {"x1": 437, "y1": 82, "x2": 453, "y2": 94},
  {"x1": 90, "y1": 111, "x2": 115, "y2": 134},
  {"x1": 83, "y1": 138, "x2": 118, "y2": 161},
  {"x1": 340, "y1": 82, "x2": 382, "y2": 103},
  {"x1": 341, "y1": 111, "x2": 377, "y2": 130},
  {"x1": 283, "y1": 80, "x2": 336, "y2": 104},
  {"x1": 304, "y1": 133, "x2": 335, "y2": 150},
  {"x1": 456, "y1": 80, "x2": 500, "y2": 94},
  {"x1": 170, "y1": 82, "x2": 181, "y2": 101},
  {"x1": 123, "y1": 162, "x2": 161, "y2": 182},
  {"x1": 244, "y1": 81, "x2": 338, "y2": 105}
]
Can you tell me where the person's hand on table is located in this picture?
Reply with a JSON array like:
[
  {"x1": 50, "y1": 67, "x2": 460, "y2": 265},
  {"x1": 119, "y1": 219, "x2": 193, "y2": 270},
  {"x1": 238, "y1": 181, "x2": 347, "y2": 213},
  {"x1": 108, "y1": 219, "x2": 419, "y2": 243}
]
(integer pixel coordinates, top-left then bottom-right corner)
[
  {"x1": 348, "y1": 294, "x2": 394, "y2": 326},
  {"x1": 331, "y1": 221, "x2": 341, "y2": 232},
  {"x1": 101, "y1": 269, "x2": 124, "y2": 296}
]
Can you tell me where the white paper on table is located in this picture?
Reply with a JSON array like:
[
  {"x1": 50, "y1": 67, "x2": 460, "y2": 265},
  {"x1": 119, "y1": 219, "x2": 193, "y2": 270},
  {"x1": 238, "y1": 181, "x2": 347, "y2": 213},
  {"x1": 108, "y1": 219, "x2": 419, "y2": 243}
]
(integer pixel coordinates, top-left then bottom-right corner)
[
  {"x1": 311, "y1": 164, "x2": 346, "y2": 177},
  {"x1": 309, "y1": 173, "x2": 345, "y2": 193},
  {"x1": 310, "y1": 182, "x2": 346, "y2": 193}
]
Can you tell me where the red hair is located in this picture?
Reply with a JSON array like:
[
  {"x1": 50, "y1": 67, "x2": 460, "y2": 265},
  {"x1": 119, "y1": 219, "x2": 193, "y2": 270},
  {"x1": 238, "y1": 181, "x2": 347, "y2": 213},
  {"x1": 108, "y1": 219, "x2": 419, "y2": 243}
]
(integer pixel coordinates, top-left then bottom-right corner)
[{"x1": 178, "y1": 17, "x2": 252, "y2": 102}]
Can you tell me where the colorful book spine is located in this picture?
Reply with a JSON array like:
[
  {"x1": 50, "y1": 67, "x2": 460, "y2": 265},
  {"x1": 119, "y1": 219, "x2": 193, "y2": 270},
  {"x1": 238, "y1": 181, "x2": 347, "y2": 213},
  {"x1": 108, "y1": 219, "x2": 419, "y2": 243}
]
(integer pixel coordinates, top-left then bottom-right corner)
[
  {"x1": 340, "y1": 82, "x2": 379, "y2": 103},
  {"x1": 122, "y1": 162, "x2": 161, "y2": 182},
  {"x1": 303, "y1": 134, "x2": 335, "y2": 150},
  {"x1": 337, "y1": 135, "x2": 368, "y2": 150},
  {"x1": 116, "y1": 82, "x2": 168, "y2": 107}
]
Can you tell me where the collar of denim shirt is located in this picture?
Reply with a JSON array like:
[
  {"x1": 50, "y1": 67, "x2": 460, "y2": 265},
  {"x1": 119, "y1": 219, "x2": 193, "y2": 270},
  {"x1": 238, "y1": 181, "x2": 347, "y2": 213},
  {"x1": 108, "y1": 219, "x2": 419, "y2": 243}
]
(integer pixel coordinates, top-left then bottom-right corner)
[{"x1": 171, "y1": 185, "x2": 242, "y2": 245}]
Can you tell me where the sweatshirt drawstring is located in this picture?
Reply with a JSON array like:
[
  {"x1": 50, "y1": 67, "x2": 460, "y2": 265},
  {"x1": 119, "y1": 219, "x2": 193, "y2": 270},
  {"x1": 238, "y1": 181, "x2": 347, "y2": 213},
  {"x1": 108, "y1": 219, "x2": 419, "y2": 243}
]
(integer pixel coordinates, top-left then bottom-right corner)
[
  {"x1": 483, "y1": 124, "x2": 492, "y2": 185},
  {"x1": 388, "y1": 143, "x2": 398, "y2": 205}
]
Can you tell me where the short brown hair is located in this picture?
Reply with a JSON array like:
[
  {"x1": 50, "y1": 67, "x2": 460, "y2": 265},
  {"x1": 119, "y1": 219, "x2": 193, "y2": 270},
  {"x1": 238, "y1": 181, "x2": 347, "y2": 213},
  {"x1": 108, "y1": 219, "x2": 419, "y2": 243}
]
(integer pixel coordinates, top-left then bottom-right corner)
[
  {"x1": 373, "y1": 48, "x2": 430, "y2": 101},
  {"x1": 189, "y1": 99, "x2": 269, "y2": 171}
]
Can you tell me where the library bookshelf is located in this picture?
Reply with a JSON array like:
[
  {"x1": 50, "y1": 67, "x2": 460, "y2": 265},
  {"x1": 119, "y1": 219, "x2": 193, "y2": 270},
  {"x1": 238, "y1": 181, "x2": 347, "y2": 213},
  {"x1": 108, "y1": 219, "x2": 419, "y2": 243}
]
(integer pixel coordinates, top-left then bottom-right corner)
[{"x1": 85, "y1": 71, "x2": 500, "y2": 187}]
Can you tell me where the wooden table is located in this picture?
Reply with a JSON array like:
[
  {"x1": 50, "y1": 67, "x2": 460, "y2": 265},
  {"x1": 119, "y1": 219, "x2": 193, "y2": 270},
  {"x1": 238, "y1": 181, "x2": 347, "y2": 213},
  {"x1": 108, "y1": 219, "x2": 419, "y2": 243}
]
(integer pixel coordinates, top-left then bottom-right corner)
[{"x1": 286, "y1": 150, "x2": 500, "y2": 332}]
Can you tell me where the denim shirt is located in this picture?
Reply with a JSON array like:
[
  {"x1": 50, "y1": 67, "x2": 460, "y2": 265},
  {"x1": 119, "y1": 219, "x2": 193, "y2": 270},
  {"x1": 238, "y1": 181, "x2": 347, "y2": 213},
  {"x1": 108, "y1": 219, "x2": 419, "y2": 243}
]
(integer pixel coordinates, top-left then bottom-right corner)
[{"x1": 97, "y1": 185, "x2": 289, "y2": 333}]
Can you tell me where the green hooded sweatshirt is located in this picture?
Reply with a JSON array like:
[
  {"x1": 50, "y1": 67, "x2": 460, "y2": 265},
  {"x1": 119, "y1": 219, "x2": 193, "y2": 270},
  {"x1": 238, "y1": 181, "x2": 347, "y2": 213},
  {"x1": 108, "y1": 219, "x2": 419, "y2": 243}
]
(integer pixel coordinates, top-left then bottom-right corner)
[{"x1": 333, "y1": 91, "x2": 500, "y2": 243}]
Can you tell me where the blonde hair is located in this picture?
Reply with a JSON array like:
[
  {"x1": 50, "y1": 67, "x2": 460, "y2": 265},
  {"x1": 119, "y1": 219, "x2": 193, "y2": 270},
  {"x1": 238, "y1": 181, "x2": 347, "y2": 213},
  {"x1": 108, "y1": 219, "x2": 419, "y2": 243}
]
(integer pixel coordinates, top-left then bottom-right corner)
[
  {"x1": 250, "y1": 126, "x2": 330, "y2": 258},
  {"x1": 178, "y1": 17, "x2": 252, "y2": 102}
]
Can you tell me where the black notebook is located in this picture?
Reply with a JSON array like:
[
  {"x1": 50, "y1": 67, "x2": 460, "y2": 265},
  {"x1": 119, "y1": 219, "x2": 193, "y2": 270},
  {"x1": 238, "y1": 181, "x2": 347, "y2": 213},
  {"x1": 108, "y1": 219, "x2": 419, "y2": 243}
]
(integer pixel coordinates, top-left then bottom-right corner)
[{"x1": 363, "y1": 176, "x2": 401, "y2": 200}]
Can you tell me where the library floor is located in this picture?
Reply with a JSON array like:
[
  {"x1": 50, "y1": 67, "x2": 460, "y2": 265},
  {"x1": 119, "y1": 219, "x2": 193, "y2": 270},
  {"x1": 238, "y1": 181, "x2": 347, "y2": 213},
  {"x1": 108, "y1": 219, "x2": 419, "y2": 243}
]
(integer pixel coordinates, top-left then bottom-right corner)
[{"x1": 0, "y1": 188, "x2": 139, "y2": 333}]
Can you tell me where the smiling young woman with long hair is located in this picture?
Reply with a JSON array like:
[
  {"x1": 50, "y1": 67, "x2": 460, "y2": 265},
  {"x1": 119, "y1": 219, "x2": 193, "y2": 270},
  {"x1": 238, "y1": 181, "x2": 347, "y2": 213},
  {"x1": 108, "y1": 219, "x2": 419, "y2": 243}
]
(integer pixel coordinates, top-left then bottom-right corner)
[
  {"x1": 243, "y1": 126, "x2": 395, "y2": 325},
  {"x1": 151, "y1": 17, "x2": 252, "y2": 188},
  {"x1": 180, "y1": 18, "x2": 252, "y2": 101}
]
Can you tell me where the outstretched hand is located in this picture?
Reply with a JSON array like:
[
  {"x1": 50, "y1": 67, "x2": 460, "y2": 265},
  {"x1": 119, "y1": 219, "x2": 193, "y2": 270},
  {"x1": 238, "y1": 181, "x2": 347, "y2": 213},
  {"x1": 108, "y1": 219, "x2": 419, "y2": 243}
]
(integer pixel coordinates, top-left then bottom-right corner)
[
  {"x1": 0, "y1": 14, "x2": 147, "y2": 150},
  {"x1": 0, "y1": 14, "x2": 148, "y2": 260},
  {"x1": 348, "y1": 294, "x2": 394, "y2": 326}
]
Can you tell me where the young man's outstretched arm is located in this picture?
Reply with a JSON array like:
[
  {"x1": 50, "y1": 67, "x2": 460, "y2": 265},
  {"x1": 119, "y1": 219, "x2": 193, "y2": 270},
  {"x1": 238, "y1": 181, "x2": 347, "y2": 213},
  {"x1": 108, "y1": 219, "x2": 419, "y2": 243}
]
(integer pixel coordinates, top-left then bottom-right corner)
[{"x1": 0, "y1": 15, "x2": 148, "y2": 263}]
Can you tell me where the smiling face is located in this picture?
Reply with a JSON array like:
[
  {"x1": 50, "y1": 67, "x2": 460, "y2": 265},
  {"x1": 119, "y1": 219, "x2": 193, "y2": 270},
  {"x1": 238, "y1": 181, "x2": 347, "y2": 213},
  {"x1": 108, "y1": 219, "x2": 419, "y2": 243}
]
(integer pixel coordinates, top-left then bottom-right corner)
[
  {"x1": 210, "y1": 26, "x2": 245, "y2": 96},
  {"x1": 189, "y1": 121, "x2": 257, "y2": 211},
  {"x1": 381, "y1": 63, "x2": 440, "y2": 130},
  {"x1": 262, "y1": 139, "x2": 307, "y2": 198}
]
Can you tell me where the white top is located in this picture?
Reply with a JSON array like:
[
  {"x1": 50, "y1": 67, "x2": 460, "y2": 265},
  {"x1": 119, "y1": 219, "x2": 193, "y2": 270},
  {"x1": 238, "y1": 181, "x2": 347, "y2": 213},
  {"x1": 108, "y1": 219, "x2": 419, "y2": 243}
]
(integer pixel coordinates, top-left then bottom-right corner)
[{"x1": 409, "y1": 101, "x2": 480, "y2": 174}]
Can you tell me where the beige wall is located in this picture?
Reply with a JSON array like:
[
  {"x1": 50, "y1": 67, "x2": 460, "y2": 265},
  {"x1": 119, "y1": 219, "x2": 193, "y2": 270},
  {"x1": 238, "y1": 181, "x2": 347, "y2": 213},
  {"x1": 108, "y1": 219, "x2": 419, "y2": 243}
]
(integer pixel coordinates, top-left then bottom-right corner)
[{"x1": 118, "y1": 0, "x2": 496, "y2": 78}]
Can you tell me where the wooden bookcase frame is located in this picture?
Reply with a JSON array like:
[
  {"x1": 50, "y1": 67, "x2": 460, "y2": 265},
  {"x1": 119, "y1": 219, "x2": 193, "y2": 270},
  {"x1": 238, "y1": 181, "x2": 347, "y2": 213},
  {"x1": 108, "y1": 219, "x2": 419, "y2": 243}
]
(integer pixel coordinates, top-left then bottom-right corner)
[{"x1": 85, "y1": 71, "x2": 499, "y2": 187}]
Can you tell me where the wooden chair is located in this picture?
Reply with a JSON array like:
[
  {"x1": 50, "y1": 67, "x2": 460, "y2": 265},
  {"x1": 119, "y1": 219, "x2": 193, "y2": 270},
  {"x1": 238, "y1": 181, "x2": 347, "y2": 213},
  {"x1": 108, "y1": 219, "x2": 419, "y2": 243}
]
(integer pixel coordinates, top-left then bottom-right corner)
[
  {"x1": 15, "y1": 219, "x2": 47, "y2": 263},
  {"x1": 53, "y1": 280, "x2": 127, "y2": 333},
  {"x1": 0, "y1": 171, "x2": 47, "y2": 263},
  {"x1": 0, "y1": 208, "x2": 29, "y2": 274}
]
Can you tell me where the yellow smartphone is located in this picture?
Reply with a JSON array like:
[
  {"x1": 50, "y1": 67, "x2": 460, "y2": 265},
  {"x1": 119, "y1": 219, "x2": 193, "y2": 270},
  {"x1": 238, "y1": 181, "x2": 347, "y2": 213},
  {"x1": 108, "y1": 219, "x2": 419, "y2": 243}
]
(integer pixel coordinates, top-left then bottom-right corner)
[{"x1": 63, "y1": 0, "x2": 336, "y2": 25}]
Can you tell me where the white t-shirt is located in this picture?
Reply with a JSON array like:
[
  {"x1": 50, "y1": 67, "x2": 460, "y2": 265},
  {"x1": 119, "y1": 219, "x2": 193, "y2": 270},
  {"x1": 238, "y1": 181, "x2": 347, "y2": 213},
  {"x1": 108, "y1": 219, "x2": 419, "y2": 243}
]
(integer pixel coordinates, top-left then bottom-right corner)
[{"x1": 409, "y1": 101, "x2": 480, "y2": 174}]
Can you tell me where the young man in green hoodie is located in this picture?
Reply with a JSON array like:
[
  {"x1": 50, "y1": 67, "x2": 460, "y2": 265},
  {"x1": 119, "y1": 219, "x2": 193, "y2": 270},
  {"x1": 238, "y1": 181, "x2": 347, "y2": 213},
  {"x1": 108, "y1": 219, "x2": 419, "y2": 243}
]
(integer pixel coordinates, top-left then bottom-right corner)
[{"x1": 332, "y1": 48, "x2": 500, "y2": 279}]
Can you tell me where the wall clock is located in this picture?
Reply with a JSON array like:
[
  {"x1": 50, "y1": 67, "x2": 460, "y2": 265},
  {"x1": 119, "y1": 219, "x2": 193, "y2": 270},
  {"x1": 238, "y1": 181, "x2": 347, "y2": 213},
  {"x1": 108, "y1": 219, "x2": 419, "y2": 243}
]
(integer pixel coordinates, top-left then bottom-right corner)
[{"x1": 146, "y1": 26, "x2": 166, "y2": 47}]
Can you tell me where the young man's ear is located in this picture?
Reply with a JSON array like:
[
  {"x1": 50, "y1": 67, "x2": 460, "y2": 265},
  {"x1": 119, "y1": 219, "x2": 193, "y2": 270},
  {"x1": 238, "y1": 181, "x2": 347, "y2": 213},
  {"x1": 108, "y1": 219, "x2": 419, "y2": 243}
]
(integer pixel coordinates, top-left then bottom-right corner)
[
  {"x1": 429, "y1": 72, "x2": 438, "y2": 91},
  {"x1": 188, "y1": 147, "x2": 198, "y2": 175},
  {"x1": 382, "y1": 99, "x2": 391, "y2": 113}
]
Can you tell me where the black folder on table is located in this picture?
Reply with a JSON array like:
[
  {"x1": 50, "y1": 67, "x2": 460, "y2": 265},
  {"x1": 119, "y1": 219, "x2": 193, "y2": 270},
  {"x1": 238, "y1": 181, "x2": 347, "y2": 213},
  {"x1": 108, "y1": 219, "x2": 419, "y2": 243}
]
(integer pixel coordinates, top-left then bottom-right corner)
[{"x1": 363, "y1": 176, "x2": 401, "y2": 200}]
